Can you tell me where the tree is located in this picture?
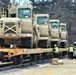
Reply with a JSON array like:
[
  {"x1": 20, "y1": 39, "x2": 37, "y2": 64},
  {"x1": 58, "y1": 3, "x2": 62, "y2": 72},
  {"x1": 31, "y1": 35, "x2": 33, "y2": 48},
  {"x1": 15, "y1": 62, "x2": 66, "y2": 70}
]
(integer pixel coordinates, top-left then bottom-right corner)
[
  {"x1": 0, "y1": 0, "x2": 10, "y2": 7},
  {"x1": 29, "y1": 0, "x2": 53, "y2": 13},
  {"x1": 29, "y1": 0, "x2": 76, "y2": 44}
]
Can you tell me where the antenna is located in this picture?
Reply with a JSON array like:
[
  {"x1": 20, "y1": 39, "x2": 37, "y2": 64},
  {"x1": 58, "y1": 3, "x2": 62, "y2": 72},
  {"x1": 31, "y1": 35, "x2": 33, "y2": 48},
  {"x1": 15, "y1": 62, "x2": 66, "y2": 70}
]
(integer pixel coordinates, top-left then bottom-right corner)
[{"x1": 19, "y1": 0, "x2": 20, "y2": 5}]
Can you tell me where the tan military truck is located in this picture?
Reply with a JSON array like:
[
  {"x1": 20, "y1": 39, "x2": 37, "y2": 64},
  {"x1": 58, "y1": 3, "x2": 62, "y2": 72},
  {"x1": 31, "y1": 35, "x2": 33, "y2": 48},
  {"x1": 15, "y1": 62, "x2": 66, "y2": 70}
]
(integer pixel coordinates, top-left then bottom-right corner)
[
  {"x1": 59, "y1": 23, "x2": 68, "y2": 58},
  {"x1": 16, "y1": 6, "x2": 33, "y2": 48},
  {"x1": 49, "y1": 20, "x2": 60, "y2": 48},
  {"x1": 33, "y1": 14, "x2": 50, "y2": 48},
  {"x1": 8, "y1": 5, "x2": 33, "y2": 48},
  {"x1": 0, "y1": 18, "x2": 21, "y2": 47},
  {"x1": 60, "y1": 23, "x2": 68, "y2": 48}
]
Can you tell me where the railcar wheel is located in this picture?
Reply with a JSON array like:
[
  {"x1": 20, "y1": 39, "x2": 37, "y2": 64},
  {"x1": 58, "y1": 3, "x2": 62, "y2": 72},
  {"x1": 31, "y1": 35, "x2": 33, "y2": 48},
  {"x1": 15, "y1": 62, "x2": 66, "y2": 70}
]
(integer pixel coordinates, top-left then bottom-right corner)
[
  {"x1": 12, "y1": 57, "x2": 18, "y2": 65},
  {"x1": 17, "y1": 55, "x2": 23, "y2": 64},
  {"x1": 29, "y1": 55, "x2": 33, "y2": 65},
  {"x1": 0, "y1": 39, "x2": 4, "y2": 47},
  {"x1": 34, "y1": 54, "x2": 37, "y2": 62}
]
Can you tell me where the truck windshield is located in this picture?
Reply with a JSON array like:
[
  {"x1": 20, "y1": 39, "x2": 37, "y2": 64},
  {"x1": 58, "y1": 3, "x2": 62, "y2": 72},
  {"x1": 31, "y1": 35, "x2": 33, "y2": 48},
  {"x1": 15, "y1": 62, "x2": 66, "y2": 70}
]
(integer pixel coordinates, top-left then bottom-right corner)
[
  {"x1": 18, "y1": 8, "x2": 31, "y2": 18},
  {"x1": 37, "y1": 17, "x2": 48, "y2": 25},
  {"x1": 50, "y1": 22, "x2": 58, "y2": 28},
  {"x1": 60, "y1": 25, "x2": 66, "y2": 31}
]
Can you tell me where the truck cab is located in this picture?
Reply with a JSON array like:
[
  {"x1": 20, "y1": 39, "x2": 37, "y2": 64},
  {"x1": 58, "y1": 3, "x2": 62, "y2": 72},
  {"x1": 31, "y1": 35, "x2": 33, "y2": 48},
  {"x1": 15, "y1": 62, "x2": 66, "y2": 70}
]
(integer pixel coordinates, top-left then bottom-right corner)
[
  {"x1": 8, "y1": 5, "x2": 33, "y2": 48},
  {"x1": 60, "y1": 23, "x2": 68, "y2": 48},
  {"x1": 34, "y1": 14, "x2": 50, "y2": 48},
  {"x1": 49, "y1": 20, "x2": 60, "y2": 48}
]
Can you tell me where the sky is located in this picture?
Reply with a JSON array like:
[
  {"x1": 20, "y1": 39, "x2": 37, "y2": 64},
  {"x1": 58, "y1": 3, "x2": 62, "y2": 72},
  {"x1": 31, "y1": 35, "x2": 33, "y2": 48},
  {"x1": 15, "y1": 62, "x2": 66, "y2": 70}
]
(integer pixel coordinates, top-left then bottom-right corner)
[{"x1": 72, "y1": 0, "x2": 75, "y2": 2}]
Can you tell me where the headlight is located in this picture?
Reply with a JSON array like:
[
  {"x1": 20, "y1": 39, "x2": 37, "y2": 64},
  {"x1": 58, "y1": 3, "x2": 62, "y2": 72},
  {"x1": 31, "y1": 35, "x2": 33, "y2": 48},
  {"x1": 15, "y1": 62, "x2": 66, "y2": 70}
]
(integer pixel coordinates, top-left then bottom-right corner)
[
  {"x1": 18, "y1": 21, "x2": 20, "y2": 25},
  {"x1": 0, "y1": 21, "x2": 3, "y2": 26}
]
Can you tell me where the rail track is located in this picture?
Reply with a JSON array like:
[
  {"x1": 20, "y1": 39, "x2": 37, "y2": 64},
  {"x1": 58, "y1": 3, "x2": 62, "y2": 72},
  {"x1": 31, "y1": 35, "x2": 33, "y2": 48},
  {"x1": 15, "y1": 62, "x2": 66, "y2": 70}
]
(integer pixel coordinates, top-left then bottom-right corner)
[{"x1": 0, "y1": 59, "x2": 51, "y2": 71}]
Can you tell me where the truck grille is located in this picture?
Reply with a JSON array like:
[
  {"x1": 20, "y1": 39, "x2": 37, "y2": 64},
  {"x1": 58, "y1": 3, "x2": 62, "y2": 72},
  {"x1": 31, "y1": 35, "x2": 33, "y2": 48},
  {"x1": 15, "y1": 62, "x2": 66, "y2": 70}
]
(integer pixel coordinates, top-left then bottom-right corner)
[
  {"x1": 4, "y1": 22, "x2": 17, "y2": 34},
  {"x1": 5, "y1": 22, "x2": 15, "y2": 27}
]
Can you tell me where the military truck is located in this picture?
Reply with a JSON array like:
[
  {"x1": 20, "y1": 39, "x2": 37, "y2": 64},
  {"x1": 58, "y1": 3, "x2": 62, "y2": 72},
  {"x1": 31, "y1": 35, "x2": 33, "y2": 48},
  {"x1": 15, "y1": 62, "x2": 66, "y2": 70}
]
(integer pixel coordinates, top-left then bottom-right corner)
[
  {"x1": 0, "y1": 6, "x2": 20, "y2": 47},
  {"x1": 8, "y1": 5, "x2": 34, "y2": 48},
  {"x1": 16, "y1": 6, "x2": 33, "y2": 48},
  {"x1": 49, "y1": 20, "x2": 60, "y2": 48},
  {"x1": 0, "y1": 18, "x2": 21, "y2": 47},
  {"x1": 33, "y1": 14, "x2": 50, "y2": 48},
  {"x1": 60, "y1": 23, "x2": 68, "y2": 48}
]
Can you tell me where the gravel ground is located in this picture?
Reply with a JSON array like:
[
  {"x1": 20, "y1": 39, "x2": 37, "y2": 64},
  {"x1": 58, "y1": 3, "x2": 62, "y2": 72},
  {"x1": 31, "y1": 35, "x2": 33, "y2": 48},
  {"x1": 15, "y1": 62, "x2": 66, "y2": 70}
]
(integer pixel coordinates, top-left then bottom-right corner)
[{"x1": 0, "y1": 59, "x2": 76, "y2": 75}]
